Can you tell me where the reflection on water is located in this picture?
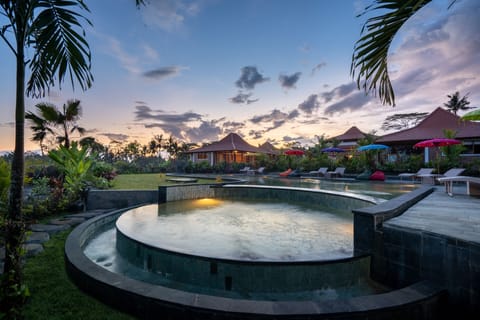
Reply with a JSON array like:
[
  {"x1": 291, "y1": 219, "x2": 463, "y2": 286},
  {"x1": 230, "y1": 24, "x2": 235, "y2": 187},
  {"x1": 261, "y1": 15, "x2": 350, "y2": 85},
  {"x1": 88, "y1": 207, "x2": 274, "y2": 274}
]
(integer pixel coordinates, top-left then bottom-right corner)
[
  {"x1": 240, "y1": 176, "x2": 417, "y2": 199},
  {"x1": 116, "y1": 201, "x2": 353, "y2": 261}
]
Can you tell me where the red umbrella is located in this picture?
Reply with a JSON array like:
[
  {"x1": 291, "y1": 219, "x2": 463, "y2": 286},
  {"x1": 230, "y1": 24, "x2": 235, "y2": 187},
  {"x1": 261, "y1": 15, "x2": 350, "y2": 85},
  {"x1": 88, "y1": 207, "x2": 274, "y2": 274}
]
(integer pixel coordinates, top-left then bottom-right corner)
[
  {"x1": 284, "y1": 149, "x2": 305, "y2": 156},
  {"x1": 413, "y1": 138, "x2": 461, "y2": 148},
  {"x1": 413, "y1": 138, "x2": 462, "y2": 173}
]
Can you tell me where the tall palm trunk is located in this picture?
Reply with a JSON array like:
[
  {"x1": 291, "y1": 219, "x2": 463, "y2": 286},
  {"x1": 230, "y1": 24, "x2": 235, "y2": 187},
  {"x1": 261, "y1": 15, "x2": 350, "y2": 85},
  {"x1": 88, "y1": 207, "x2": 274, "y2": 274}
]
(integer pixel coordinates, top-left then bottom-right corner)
[{"x1": 2, "y1": 11, "x2": 27, "y2": 316}]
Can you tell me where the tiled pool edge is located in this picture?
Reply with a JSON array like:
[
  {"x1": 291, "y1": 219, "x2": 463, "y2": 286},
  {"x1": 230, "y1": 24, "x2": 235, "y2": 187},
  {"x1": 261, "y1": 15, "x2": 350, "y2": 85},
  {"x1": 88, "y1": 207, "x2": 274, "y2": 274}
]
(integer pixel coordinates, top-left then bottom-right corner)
[
  {"x1": 352, "y1": 185, "x2": 480, "y2": 318},
  {"x1": 66, "y1": 185, "x2": 446, "y2": 319}
]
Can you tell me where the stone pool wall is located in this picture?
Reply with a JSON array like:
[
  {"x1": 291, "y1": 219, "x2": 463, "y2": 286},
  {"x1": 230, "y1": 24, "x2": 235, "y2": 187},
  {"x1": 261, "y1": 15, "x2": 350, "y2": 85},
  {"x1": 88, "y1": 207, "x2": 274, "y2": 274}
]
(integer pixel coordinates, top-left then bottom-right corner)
[
  {"x1": 116, "y1": 227, "x2": 373, "y2": 297},
  {"x1": 352, "y1": 185, "x2": 479, "y2": 318},
  {"x1": 212, "y1": 185, "x2": 376, "y2": 213}
]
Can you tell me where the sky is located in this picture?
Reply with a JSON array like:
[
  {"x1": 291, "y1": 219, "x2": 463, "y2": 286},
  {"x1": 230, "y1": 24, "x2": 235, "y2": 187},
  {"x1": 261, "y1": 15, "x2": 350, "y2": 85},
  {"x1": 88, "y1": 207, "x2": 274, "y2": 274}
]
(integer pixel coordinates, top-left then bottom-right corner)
[{"x1": 0, "y1": 0, "x2": 479, "y2": 152}]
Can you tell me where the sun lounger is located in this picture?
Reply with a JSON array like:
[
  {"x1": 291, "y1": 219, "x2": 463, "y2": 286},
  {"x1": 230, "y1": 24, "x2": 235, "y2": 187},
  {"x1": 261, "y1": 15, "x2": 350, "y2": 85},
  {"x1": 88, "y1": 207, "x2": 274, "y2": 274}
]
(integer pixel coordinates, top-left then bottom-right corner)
[
  {"x1": 308, "y1": 167, "x2": 328, "y2": 177},
  {"x1": 437, "y1": 175, "x2": 480, "y2": 196},
  {"x1": 239, "y1": 166, "x2": 250, "y2": 173},
  {"x1": 417, "y1": 168, "x2": 465, "y2": 185},
  {"x1": 326, "y1": 167, "x2": 345, "y2": 179},
  {"x1": 398, "y1": 168, "x2": 434, "y2": 181},
  {"x1": 248, "y1": 167, "x2": 265, "y2": 175},
  {"x1": 279, "y1": 168, "x2": 292, "y2": 177}
]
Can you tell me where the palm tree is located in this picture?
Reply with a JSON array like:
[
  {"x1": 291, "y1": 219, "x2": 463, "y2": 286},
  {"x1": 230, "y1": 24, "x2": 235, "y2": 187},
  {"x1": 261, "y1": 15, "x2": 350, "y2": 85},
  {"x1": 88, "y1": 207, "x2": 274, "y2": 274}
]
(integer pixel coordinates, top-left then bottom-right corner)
[
  {"x1": 25, "y1": 112, "x2": 52, "y2": 156},
  {"x1": 26, "y1": 100, "x2": 86, "y2": 149},
  {"x1": 443, "y1": 91, "x2": 473, "y2": 115},
  {"x1": 351, "y1": 0, "x2": 458, "y2": 106},
  {"x1": 1, "y1": 1, "x2": 93, "y2": 315}
]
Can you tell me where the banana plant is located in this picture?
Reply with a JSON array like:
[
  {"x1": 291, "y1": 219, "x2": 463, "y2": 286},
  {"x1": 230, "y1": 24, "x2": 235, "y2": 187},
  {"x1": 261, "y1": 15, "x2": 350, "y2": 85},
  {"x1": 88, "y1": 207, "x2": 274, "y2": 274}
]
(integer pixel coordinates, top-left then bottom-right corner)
[{"x1": 48, "y1": 141, "x2": 93, "y2": 199}]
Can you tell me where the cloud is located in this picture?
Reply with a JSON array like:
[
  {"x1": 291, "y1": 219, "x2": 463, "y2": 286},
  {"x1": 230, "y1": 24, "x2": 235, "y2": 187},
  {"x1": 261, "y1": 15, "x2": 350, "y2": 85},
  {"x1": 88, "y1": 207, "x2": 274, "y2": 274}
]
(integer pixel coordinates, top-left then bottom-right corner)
[
  {"x1": 386, "y1": 0, "x2": 480, "y2": 110},
  {"x1": 311, "y1": 62, "x2": 326, "y2": 75},
  {"x1": 133, "y1": 104, "x2": 225, "y2": 142},
  {"x1": 139, "y1": 0, "x2": 201, "y2": 32},
  {"x1": 235, "y1": 66, "x2": 269, "y2": 90},
  {"x1": 0, "y1": 122, "x2": 14, "y2": 127},
  {"x1": 247, "y1": 109, "x2": 300, "y2": 135},
  {"x1": 298, "y1": 94, "x2": 320, "y2": 114},
  {"x1": 134, "y1": 105, "x2": 202, "y2": 123},
  {"x1": 249, "y1": 129, "x2": 264, "y2": 139},
  {"x1": 143, "y1": 66, "x2": 185, "y2": 80},
  {"x1": 223, "y1": 121, "x2": 246, "y2": 132},
  {"x1": 229, "y1": 92, "x2": 259, "y2": 104},
  {"x1": 104, "y1": 36, "x2": 140, "y2": 74},
  {"x1": 100, "y1": 133, "x2": 129, "y2": 142},
  {"x1": 249, "y1": 109, "x2": 294, "y2": 124},
  {"x1": 324, "y1": 91, "x2": 372, "y2": 115},
  {"x1": 320, "y1": 82, "x2": 357, "y2": 103},
  {"x1": 279, "y1": 72, "x2": 301, "y2": 89},
  {"x1": 183, "y1": 120, "x2": 222, "y2": 142}
]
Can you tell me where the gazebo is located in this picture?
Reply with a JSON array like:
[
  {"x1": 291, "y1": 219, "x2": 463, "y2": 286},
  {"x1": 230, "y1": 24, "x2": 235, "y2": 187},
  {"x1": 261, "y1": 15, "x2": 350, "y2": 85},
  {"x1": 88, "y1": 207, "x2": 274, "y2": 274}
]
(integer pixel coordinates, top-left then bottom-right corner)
[{"x1": 186, "y1": 133, "x2": 275, "y2": 166}]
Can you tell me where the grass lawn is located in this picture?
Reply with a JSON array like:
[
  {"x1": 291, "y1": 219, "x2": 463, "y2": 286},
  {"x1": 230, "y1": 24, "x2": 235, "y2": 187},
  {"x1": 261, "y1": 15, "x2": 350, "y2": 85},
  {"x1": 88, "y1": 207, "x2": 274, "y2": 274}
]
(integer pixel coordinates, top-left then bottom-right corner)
[
  {"x1": 21, "y1": 230, "x2": 135, "y2": 320},
  {"x1": 111, "y1": 173, "x2": 219, "y2": 189}
]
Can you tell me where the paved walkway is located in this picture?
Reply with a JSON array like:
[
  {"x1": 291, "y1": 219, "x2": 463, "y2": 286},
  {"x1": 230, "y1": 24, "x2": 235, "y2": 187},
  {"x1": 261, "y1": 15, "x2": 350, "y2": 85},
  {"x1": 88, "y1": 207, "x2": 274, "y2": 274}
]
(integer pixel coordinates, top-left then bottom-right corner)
[
  {"x1": 386, "y1": 184, "x2": 480, "y2": 244},
  {"x1": 0, "y1": 210, "x2": 109, "y2": 273}
]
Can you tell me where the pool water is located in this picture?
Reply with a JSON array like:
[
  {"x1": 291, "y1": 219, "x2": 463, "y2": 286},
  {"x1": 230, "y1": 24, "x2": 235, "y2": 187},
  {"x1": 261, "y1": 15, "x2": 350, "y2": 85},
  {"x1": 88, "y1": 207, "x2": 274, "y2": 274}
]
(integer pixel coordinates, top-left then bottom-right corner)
[
  {"x1": 242, "y1": 175, "x2": 417, "y2": 199},
  {"x1": 116, "y1": 200, "x2": 353, "y2": 261}
]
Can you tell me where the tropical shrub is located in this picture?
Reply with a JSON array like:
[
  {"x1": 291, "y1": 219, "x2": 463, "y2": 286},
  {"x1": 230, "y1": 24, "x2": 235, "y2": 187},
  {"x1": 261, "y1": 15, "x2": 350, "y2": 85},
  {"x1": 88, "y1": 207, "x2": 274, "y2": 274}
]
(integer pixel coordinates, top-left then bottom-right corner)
[{"x1": 48, "y1": 142, "x2": 93, "y2": 207}]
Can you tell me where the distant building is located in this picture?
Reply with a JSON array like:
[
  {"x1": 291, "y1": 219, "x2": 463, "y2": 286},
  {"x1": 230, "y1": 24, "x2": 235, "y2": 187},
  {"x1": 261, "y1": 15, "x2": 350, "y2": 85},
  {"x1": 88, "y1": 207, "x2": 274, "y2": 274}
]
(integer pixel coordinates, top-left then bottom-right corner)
[
  {"x1": 328, "y1": 126, "x2": 370, "y2": 151},
  {"x1": 377, "y1": 107, "x2": 480, "y2": 162},
  {"x1": 186, "y1": 133, "x2": 276, "y2": 166}
]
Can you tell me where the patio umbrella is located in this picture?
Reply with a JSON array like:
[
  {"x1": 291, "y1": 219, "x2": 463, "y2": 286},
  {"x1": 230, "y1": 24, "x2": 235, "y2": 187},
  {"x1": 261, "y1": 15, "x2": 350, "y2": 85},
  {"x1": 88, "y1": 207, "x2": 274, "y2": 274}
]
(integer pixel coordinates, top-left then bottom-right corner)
[
  {"x1": 413, "y1": 138, "x2": 462, "y2": 173},
  {"x1": 284, "y1": 149, "x2": 304, "y2": 169},
  {"x1": 461, "y1": 109, "x2": 480, "y2": 121},
  {"x1": 284, "y1": 149, "x2": 305, "y2": 155},
  {"x1": 357, "y1": 144, "x2": 389, "y2": 151},
  {"x1": 413, "y1": 138, "x2": 461, "y2": 148},
  {"x1": 321, "y1": 147, "x2": 345, "y2": 153}
]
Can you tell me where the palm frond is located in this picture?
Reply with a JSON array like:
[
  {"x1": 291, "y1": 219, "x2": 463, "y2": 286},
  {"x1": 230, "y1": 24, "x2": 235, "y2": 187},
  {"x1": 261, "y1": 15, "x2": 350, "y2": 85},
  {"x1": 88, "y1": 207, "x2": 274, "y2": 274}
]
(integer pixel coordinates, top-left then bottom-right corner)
[
  {"x1": 351, "y1": 0, "x2": 431, "y2": 106},
  {"x1": 27, "y1": 0, "x2": 93, "y2": 98}
]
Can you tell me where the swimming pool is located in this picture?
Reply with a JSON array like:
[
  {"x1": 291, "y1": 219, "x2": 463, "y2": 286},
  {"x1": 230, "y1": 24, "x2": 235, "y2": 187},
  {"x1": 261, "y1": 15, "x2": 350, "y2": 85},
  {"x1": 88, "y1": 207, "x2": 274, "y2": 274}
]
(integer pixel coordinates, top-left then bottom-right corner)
[{"x1": 238, "y1": 175, "x2": 417, "y2": 199}]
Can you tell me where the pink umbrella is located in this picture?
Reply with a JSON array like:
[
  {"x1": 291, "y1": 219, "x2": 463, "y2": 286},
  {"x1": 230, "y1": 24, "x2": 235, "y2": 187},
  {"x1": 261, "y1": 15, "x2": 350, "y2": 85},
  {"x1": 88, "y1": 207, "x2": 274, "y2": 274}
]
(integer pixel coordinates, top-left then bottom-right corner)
[
  {"x1": 413, "y1": 138, "x2": 461, "y2": 148},
  {"x1": 413, "y1": 138, "x2": 462, "y2": 173}
]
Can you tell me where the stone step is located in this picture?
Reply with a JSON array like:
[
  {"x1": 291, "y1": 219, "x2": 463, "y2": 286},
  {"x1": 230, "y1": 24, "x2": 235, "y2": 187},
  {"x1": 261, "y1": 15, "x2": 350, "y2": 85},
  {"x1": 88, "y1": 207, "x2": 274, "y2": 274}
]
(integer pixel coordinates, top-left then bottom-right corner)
[
  {"x1": 29, "y1": 223, "x2": 70, "y2": 235},
  {"x1": 26, "y1": 232, "x2": 50, "y2": 244},
  {"x1": 49, "y1": 217, "x2": 86, "y2": 227},
  {"x1": 64, "y1": 210, "x2": 108, "y2": 219},
  {"x1": 24, "y1": 243, "x2": 44, "y2": 257}
]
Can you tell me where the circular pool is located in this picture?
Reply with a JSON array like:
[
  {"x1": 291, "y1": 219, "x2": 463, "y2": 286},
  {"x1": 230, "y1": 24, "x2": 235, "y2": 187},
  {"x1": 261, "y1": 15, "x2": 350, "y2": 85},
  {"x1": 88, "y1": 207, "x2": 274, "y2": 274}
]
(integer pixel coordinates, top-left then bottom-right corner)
[
  {"x1": 116, "y1": 199, "x2": 354, "y2": 262},
  {"x1": 67, "y1": 185, "x2": 413, "y2": 319}
]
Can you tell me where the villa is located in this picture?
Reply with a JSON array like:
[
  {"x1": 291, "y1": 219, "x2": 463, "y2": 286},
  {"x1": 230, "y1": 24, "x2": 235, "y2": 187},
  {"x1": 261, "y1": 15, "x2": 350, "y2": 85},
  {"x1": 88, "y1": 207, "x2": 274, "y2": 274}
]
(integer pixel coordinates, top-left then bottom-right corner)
[
  {"x1": 185, "y1": 132, "x2": 277, "y2": 167},
  {"x1": 328, "y1": 126, "x2": 370, "y2": 151},
  {"x1": 377, "y1": 107, "x2": 480, "y2": 163}
]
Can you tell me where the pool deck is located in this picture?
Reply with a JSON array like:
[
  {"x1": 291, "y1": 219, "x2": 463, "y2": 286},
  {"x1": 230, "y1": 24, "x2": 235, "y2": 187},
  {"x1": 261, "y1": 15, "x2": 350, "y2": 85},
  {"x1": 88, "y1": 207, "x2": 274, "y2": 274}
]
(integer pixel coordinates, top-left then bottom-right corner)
[{"x1": 386, "y1": 184, "x2": 480, "y2": 244}]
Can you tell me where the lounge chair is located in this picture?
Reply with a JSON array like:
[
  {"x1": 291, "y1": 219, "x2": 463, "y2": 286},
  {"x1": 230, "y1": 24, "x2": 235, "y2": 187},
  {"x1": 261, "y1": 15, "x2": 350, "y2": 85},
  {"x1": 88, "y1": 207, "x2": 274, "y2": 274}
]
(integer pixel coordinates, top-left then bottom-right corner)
[
  {"x1": 326, "y1": 167, "x2": 345, "y2": 179},
  {"x1": 248, "y1": 167, "x2": 265, "y2": 175},
  {"x1": 287, "y1": 169, "x2": 302, "y2": 177},
  {"x1": 437, "y1": 175, "x2": 480, "y2": 196},
  {"x1": 308, "y1": 167, "x2": 328, "y2": 177},
  {"x1": 239, "y1": 166, "x2": 250, "y2": 173},
  {"x1": 417, "y1": 168, "x2": 465, "y2": 185},
  {"x1": 279, "y1": 168, "x2": 292, "y2": 177},
  {"x1": 398, "y1": 168, "x2": 434, "y2": 182}
]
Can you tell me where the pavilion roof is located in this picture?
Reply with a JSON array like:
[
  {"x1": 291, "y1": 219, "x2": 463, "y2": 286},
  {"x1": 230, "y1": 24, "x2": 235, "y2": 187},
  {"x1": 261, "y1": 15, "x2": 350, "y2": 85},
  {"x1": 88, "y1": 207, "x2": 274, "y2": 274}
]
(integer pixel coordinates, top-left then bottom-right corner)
[
  {"x1": 377, "y1": 107, "x2": 480, "y2": 144},
  {"x1": 258, "y1": 141, "x2": 279, "y2": 154},
  {"x1": 187, "y1": 133, "x2": 265, "y2": 153},
  {"x1": 329, "y1": 126, "x2": 368, "y2": 142}
]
